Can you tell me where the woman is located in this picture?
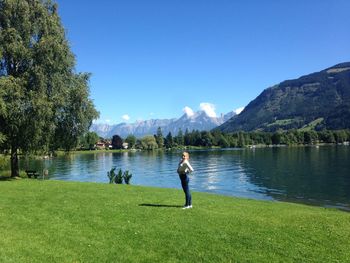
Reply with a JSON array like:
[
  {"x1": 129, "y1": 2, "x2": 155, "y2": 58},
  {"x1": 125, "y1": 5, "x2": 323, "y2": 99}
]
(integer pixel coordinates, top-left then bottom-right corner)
[{"x1": 177, "y1": 152, "x2": 194, "y2": 209}]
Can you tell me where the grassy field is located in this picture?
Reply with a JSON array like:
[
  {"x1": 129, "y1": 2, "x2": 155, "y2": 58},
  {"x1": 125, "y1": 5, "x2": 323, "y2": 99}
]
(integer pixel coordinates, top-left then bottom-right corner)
[{"x1": 0, "y1": 180, "x2": 349, "y2": 262}]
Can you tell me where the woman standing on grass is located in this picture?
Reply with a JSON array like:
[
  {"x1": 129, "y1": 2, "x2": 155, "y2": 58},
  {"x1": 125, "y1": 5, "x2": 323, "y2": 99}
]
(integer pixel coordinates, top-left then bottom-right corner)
[{"x1": 177, "y1": 152, "x2": 194, "y2": 209}]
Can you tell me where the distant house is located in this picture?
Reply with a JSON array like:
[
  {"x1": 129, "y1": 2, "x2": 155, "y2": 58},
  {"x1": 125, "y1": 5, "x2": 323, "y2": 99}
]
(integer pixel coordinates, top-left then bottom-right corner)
[
  {"x1": 95, "y1": 142, "x2": 105, "y2": 150},
  {"x1": 104, "y1": 140, "x2": 113, "y2": 149},
  {"x1": 95, "y1": 140, "x2": 113, "y2": 150},
  {"x1": 122, "y1": 142, "x2": 129, "y2": 149}
]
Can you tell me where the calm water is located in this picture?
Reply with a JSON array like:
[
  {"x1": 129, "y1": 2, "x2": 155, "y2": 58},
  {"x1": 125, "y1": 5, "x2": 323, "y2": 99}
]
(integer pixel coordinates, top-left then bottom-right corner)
[{"x1": 20, "y1": 146, "x2": 350, "y2": 211}]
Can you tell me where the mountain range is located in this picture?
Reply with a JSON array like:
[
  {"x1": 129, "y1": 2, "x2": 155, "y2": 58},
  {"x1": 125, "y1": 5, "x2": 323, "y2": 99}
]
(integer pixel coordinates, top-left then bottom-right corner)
[
  {"x1": 91, "y1": 110, "x2": 236, "y2": 138},
  {"x1": 218, "y1": 62, "x2": 350, "y2": 132},
  {"x1": 91, "y1": 62, "x2": 350, "y2": 138}
]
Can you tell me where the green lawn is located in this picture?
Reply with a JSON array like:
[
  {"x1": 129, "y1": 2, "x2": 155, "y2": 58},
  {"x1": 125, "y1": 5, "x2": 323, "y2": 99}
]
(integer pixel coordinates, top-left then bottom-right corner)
[{"x1": 0, "y1": 180, "x2": 349, "y2": 262}]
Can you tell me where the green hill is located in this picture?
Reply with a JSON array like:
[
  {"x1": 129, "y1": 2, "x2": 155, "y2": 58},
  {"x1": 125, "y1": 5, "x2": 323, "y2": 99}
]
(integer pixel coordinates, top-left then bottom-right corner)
[{"x1": 219, "y1": 62, "x2": 350, "y2": 132}]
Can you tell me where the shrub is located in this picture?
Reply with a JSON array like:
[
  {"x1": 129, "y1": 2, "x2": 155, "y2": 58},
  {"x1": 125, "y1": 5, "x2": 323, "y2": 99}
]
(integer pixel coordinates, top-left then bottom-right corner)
[
  {"x1": 123, "y1": 170, "x2": 132, "y2": 184},
  {"x1": 114, "y1": 169, "x2": 123, "y2": 184},
  {"x1": 107, "y1": 167, "x2": 133, "y2": 185},
  {"x1": 107, "y1": 167, "x2": 116, "y2": 184}
]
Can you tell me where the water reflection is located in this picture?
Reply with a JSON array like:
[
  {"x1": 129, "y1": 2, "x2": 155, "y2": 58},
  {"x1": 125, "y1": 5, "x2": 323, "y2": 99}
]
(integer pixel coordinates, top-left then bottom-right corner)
[
  {"x1": 237, "y1": 146, "x2": 350, "y2": 210},
  {"x1": 17, "y1": 146, "x2": 350, "y2": 210}
]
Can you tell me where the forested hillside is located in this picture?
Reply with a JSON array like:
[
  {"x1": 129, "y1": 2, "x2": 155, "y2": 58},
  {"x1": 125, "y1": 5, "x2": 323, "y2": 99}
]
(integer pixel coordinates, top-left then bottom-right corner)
[{"x1": 218, "y1": 63, "x2": 350, "y2": 132}]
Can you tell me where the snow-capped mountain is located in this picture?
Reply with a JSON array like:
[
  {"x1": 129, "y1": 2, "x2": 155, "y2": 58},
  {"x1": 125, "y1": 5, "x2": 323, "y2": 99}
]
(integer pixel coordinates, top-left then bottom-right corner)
[
  {"x1": 89, "y1": 124, "x2": 114, "y2": 138},
  {"x1": 90, "y1": 110, "x2": 237, "y2": 138}
]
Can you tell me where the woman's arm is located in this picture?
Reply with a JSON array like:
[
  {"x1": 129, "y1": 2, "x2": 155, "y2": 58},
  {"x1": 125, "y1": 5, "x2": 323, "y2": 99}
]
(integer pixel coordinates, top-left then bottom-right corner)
[{"x1": 185, "y1": 160, "x2": 194, "y2": 173}]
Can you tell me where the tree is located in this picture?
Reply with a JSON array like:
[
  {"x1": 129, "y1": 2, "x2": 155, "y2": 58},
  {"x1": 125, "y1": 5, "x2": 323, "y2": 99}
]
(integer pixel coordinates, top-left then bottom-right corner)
[
  {"x1": 271, "y1": 132, "x2": 282, "y2": 145},
  {"x1": 237, "y1": 132, "x2": 246, "y2": 147},
  {"x1": 200, "y1": 131, "x2": 213, "y2": 147},
  {"x1": 334, "y1": 130, "x2": 347, "y2": 144},
  {"x1": 164, "y1": 132, "x2": 174, "y2": 148},
  {"x1": 303, "y1": 130, "x2": 318, "y2": 145},
  {"x1": 51, "y1": 73, "x2": 99, "y2": 151},
  {"x1": 0, "y1": 0, "x2": 99, "y2": 177},
  {"x1": 192, "y1": 130, "x2": 201, "y2": 146},
  {"x1": 154, "y1": 127, "x2": 164, "y2": 148},
  {"x1": 228, "y1": 134, "x2": 238, "y2": 147},
  {"x1": 218, "y1": 134, "x2": 230, "y2": 148},
  {"x1": 211, "y1": 129, "x2": 222, "y2": 146},
  {"x1": 111, "y1": 135, "x2": 123, "y2": 149},
  {"x1": 175, "y1": 129, "x2": 184, "y2": 146},
  {"x1": 319, "y1": 130, "x2": 335, "y2": 143},
  {"x1": 125, "y1": 134, "x2": 136, "y2": 149},
  {"x1": 140, "y1": 135, "x2": 158, "y2": 150},
  {"x1": 184, "y1": 129, "x2": 191, "y2": 146},
  {"x1": 0, "y1": 91, "x2": 4, "y2": 145},
  {"x1": 263, "y1": 132, "x2": 272, "y2": 145},
  {"x1": 285, "y1": 130, "x2": 298, "y2": 145},
  {"x1": 84, "y1": 132, "x2": 99, "y2": 150}
]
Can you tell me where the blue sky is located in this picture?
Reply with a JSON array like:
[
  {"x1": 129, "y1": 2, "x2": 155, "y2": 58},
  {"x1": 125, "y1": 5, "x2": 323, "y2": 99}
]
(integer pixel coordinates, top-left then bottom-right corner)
[{"x1": 56, "y1": 0, "x2": 350, "y2": 124}]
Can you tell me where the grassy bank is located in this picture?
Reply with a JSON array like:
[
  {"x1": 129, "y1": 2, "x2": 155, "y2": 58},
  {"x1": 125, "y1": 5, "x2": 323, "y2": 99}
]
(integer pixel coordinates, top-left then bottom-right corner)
[{"x1": 0, "y1": 180, "x2": 349, "y2": 262}]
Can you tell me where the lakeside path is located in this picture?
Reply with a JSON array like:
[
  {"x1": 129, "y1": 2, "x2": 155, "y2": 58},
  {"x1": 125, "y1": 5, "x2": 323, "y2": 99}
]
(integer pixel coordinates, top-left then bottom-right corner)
[{"x1": 1, "y1": 180, "x2": 349, "y2": 262}]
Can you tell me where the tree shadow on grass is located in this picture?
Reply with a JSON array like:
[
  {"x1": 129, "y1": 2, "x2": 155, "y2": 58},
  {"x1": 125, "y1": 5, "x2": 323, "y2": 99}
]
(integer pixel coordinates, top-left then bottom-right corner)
[
  {"x1": 139, "y1": 203, "x2": 182, "y2": 208},
  {"x1": 0, "y1": 175, "x2": 26, "y2": 181},
  {"x1": 0, "y1": 176, "x2": 16, "y2": 181}
]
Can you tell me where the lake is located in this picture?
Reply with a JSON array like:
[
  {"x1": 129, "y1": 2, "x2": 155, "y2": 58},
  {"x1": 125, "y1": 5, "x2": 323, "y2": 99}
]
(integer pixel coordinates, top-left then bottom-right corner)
[{"x1": 21, "y1": 146, "x2": 350, "y2": 211}]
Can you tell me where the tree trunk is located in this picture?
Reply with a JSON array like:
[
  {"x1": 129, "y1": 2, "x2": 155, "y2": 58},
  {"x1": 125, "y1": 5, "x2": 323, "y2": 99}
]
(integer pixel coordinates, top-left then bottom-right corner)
[{"x1": 10, "y1": 146, "x2": 19, "y2": 177}]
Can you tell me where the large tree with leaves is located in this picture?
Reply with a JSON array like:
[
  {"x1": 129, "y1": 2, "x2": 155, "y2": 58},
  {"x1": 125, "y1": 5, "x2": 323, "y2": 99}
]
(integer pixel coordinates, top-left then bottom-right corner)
[
  {"x1": 111, "y1": 135, "x2": 123, "y2": 149},
  {"x1": 154, "y1": 127, "x2": 164, "y2": 148},
  {"x1": 0, "y1": 0, "x2": 99, "y2": 177}
]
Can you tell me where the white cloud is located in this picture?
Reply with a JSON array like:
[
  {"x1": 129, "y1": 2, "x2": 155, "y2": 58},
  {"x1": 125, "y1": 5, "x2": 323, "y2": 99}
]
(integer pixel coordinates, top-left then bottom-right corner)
[
  {"x1": 234, "y1": 107, "x2": 244, "y2": 115},
  {"x1": 183, "y1": 106, "x2": 194, "y2": 117},
  {"x1": 121, "y1": 114, "x2": 130, "y2": 121},
  {"x1": 200, "y1": 102, "x2": 217, "y2": 117},
  {"x1": 105, "y1": 119, "x2": 111, "y2": 123}
]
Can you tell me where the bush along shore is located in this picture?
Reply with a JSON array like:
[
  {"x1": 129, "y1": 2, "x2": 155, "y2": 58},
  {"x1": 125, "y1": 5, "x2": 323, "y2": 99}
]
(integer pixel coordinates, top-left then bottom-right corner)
[
  {"x1": 77, "y1": 129, "x2": 350, "y2": 152},
  {"x1": 0, "y1": 180, "x2": 349, "y2": 262},
  {"x1": 107, "y1": 167, "x2": 132, "y2": 184}
]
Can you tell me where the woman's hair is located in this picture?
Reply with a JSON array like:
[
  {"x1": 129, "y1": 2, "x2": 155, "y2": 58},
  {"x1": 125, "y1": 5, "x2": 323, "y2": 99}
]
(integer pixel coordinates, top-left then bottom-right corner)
[{"x1": 182, "y1": 152, "x2": 190, "y2": 159}]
